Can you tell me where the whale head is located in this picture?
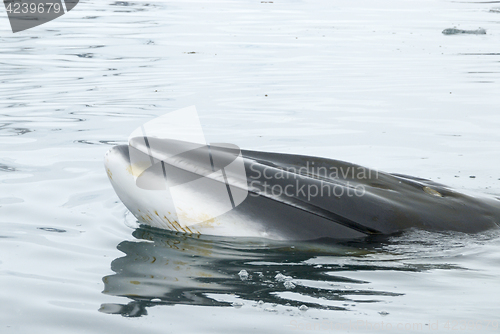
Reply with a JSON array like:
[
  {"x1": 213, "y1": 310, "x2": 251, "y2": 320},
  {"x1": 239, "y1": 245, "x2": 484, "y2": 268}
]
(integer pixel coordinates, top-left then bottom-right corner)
[{"x1": 105, "y1": 108, "x2": 500, "y2": 241}]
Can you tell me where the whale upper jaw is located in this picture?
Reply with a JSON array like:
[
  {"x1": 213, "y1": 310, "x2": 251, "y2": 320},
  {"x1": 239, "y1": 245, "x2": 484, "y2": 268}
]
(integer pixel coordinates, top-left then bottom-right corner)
[
  {"x1": 106, "y1": 144, "x2": 500, "y2": 241},
  {"x1": 104, "y1": 145, "x2": 370, "y2": 240}
]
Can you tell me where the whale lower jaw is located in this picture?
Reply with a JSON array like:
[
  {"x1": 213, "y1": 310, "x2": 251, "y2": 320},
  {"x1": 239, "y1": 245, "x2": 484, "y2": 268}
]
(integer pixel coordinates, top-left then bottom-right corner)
[{"x1": 105, "y1": 145, "x2": 500, "y2": 241}]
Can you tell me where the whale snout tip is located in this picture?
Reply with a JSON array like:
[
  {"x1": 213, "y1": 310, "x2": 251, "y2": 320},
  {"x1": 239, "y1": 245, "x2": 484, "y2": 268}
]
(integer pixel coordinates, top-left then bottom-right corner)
[
  {"x1": 105, "y1": 145, "x2": 130, "y2": 166},
  {"x1": 104, "y1": 145, "x2": 132, "y2": 183}
]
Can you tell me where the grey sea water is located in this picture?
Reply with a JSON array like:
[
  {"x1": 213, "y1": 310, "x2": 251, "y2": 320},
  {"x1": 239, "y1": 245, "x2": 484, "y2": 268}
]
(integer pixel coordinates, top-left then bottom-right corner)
[{"x1": 1, "y1": 0, "x2": 500, "y2": 333}]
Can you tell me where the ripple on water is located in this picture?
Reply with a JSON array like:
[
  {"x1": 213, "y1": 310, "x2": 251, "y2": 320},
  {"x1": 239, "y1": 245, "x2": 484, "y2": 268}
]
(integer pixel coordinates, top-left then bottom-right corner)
[{"x1": 1, "y1": 0, "x2": 500, "y2": 332}]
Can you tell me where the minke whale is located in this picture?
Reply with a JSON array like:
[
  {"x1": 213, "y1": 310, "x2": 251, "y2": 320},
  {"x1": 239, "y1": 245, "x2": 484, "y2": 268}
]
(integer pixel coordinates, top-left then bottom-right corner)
[{"x1": 105, "y1": 107, "x2": 500, "y2": 241}]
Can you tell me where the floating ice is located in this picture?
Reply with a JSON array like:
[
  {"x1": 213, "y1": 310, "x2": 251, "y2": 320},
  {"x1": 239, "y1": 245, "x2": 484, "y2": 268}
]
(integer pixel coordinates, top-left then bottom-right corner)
[{"x1": 442, "y1": 28, "x2": 486, "y2": 35}]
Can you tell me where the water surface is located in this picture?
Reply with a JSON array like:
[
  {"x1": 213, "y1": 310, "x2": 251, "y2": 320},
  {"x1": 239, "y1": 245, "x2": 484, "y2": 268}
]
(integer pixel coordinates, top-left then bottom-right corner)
[{"x1": 1, "y1": 0, "x2": 500, "y2": 333}]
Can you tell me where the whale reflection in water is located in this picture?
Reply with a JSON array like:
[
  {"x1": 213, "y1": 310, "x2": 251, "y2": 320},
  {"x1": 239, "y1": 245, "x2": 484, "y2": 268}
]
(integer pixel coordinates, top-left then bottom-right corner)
[
  {"x1": 99, "y1": 226, "x2": 391, "y2": 317},
  {"x1": 99, "y1": 226, "x2": 493, "y2": 317}
]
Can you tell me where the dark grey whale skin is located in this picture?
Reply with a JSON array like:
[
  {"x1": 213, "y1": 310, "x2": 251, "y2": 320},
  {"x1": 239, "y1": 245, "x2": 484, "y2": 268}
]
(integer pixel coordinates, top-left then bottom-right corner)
[
  {"x1": 110, "y1": 145, "x2": 500, "y2": 240},
  {"x1": 238, "y1": 150, "x2": 500, "y2": 239}
]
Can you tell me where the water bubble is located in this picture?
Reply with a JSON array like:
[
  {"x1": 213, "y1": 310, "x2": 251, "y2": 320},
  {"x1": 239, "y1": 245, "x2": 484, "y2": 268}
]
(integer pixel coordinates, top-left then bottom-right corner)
[
  {"x1": 275, "y1": 273, "x2": 286, "y2": 281},
  {"x1": 284, "y1": 281, "x2": 296, "y2": 290},
  {"x1": 298, "y1": 305, "x2": 308, "y2": 311},
  {"x1": 275, "y1": 273, "x2": 292, "y2": 282},
  {"x1": 232, "y1": 301, "x2": 244, "y2": 308},
  {"x1": 238, "y1": 269, "x2": 249, "y2": 281},
  {"x1": 151, "y1": 298, "x2": 161, "y2": 302}
]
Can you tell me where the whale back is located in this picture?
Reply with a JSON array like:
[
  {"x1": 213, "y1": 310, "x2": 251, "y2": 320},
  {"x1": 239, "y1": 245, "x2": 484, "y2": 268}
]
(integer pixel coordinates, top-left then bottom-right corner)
[{"x1": 240, "y1": 149, "x2": 500, "y2": 236}]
